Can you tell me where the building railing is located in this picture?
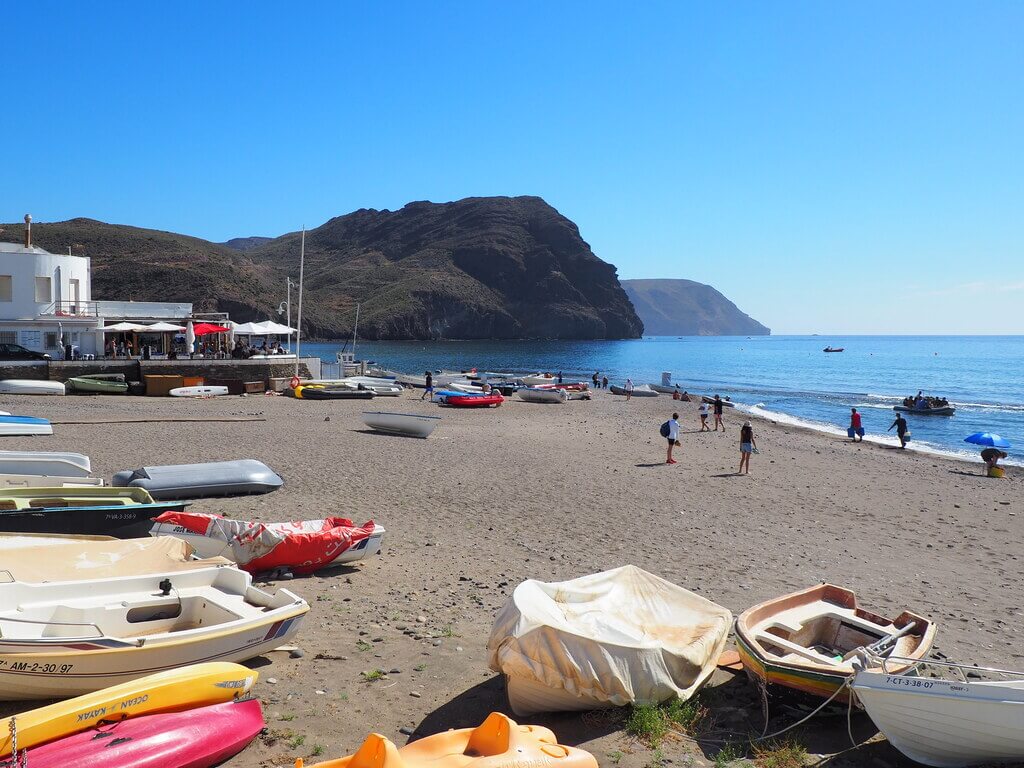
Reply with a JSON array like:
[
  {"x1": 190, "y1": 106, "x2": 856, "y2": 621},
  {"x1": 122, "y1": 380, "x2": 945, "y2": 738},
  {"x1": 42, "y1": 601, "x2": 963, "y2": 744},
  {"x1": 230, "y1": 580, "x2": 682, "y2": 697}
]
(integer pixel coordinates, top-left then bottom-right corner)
[
  {"x1": 38, "y1": 300, "x2": 194, "y2": 320},
  {"x1": 39, "y1": 300, "x2": 102, "y2": 317}
]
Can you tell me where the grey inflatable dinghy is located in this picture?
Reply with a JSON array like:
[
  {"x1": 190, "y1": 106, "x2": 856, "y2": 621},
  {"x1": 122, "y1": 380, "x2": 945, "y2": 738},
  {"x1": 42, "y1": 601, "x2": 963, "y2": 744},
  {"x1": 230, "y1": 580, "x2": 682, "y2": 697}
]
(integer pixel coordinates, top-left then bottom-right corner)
[{"x1": 112, "y1": 459, "x2": 284, "y2": 500}]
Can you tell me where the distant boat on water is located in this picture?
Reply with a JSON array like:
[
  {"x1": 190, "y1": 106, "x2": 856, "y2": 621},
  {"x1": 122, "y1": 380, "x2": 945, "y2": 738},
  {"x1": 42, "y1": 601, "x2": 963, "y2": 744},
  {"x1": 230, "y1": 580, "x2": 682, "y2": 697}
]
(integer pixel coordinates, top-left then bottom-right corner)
[{"x1": 823, "y1": 346, "x2": 844, "y2": 353}]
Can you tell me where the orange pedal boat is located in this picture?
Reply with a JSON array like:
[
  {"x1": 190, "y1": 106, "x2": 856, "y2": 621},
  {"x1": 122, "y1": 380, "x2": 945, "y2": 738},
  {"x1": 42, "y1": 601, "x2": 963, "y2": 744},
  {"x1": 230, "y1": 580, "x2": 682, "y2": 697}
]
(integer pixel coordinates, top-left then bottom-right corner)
[{"x1": 297, "y1": 712, "x2": 597, "y2": 768}]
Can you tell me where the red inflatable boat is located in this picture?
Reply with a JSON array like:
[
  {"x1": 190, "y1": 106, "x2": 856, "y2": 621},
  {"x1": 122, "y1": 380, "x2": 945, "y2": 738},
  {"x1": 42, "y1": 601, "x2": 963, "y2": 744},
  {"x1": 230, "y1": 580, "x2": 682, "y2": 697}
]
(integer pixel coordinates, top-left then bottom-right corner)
[
  {"x1": 442, "y1": 393, "x2": 504, "y2": 408},
  {"x1": 16, "y1": 698, "x2": 264, "y2": 768}
]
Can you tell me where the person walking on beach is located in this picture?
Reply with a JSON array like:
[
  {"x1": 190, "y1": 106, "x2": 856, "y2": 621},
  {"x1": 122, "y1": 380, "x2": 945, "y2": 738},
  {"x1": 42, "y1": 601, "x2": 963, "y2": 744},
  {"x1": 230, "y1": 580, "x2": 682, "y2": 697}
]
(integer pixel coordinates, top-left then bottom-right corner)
[
  {"x1": 421, "y1": 371, "x2": 433, "y2": 401},
  {"x1": 698, "y1": 401, "x2": 710, "y2": 431},
  {"x1": 601, "y1": 375, "x2": 608, "y2": 389},
  {"x1": 739, "y1": 420, "x2": 756, "y2": 474},
  {"x1": 712, "y1": 395, "x2": 725, "y2": 431},
  {"x1": 624, "y1": 378, "x2": 634, "y2": 401},
  {"x1": 888, "y1": 413, "x2": 909, "y2": 448},
  {"x1": 662, "y1": 412, "x2": 682, "y2": 464},
  {"x1": 848, "y1": 408, "x2": 864, "y2": 442}
]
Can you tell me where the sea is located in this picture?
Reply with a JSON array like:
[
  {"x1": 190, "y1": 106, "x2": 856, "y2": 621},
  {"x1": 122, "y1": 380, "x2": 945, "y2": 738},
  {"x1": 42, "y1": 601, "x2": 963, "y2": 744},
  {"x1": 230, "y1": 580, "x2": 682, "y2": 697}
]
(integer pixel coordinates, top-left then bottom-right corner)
[{"x1": 303, "y1": 336, "x2": 1024, "y2": 466}]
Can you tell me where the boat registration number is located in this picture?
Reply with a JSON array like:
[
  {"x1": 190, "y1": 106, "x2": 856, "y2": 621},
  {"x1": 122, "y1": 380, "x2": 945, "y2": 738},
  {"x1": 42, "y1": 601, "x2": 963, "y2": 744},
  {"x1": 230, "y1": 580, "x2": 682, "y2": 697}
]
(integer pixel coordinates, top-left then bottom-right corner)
[
  {"x1": 0, "y1": 660, "x2": 74, "y2": 674},
  {"x1": 884, "y1": 676, "x2": 968, "y2": 693}
]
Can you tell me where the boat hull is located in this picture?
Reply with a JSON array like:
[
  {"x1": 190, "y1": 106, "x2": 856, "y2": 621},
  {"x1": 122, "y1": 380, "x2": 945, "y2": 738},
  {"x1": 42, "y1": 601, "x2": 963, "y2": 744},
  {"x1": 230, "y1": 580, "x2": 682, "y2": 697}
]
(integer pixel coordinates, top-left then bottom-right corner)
[
  {"x1": 0, "y1": 501, "x2": 188, "y2": 538},
  {"x1": 853, "y1": 670, "x2": 1024, "y2": 767},
  {"x1": 112, "y1": 459, "x2": 284, "y2": 500},
  {"x1": 517, "y1": 389, "x2": 567, "y2": 404},
  {"x1": 894, "y1": 405, "x2": 955, "y2": 416},
  {"x1": 17, "y1": 698, "x2": 264, "y2": 768},
  {"x1": 0, "y1": 416, "x2": 53, "y2": 436},
  {"x1": 440, "y1": 393, "x2": 504, "y2": 407},
  {"x1": 68, "y1": 377, "x2": 128, "y2": 395},
  {"x1": 169, "y1": 386, "x2": 229, "y2": 398},
  {"x1": 0, "y1": 451, "x2": 90, "y2": 477},
  {"x1": 0, "y1": 380, "x2": 65, "y2": 396},
  {"x1": 610, "y1": 385, "x2": 658, "y2": 397},
  {"x1": 0, "y1": 662, "x2": 257, "y2": 757},
  {"x1": 702, "y1": 396, "x2": 736, "y2": 407},
  {"x1": 0, "y1": 474, "x2": 103, "y2": 489},
  {"x1": 361, "y1": 412, "x2": 441, "y2": 438},
  {"x1": 293, "y1": 386, "x2": 375, "y2": 400}
]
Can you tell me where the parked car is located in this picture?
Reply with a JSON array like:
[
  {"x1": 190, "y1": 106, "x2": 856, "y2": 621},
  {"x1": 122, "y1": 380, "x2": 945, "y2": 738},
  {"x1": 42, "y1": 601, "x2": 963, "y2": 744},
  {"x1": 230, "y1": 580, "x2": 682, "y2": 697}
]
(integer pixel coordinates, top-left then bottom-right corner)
[{"x1": 0, "y1": 344, "x2": 51, "y2": 361}]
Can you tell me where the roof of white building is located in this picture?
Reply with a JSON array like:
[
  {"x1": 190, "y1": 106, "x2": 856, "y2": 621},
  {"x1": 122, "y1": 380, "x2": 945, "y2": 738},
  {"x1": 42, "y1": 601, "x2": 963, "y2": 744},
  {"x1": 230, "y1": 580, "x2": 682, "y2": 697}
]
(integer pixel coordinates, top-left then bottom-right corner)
[{"x1": 0, "y1": 241, "x2": 70, "y2": 256}]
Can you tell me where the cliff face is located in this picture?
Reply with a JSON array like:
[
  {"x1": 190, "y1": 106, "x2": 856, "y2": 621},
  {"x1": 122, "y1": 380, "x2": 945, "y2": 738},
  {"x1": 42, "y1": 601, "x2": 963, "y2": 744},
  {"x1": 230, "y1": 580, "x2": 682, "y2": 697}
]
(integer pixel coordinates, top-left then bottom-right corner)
[
  {"x1": 622, "y1": 279, "x2": 770, "y2": 336},
  {"x1": 246, "y1": 196, "x2": 643, "y2": 340},
  {"x1": 2, "y1": 197, "x2": 642, "y2": 340}
]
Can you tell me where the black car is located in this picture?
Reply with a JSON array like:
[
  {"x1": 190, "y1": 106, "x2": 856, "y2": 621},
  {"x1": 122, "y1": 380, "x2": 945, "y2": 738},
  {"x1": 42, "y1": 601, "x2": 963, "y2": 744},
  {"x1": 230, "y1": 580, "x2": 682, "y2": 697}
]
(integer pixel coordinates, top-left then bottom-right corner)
[{"x1": 0, "y1": 343, "x2": 50, "y2": 361}]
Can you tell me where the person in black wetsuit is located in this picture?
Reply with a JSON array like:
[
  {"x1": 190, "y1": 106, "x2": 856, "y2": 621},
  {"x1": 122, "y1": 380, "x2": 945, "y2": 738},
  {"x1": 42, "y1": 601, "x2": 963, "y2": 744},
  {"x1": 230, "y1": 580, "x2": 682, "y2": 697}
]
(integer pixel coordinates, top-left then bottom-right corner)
[{"x1": 888, "y1": 413, "x2": 909, "y2": 448}]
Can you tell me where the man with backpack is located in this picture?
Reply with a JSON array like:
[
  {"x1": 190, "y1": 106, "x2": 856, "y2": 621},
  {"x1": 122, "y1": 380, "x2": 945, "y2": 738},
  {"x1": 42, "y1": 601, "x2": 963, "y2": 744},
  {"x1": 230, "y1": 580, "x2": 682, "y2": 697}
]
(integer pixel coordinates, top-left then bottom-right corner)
[{"x1": 661, "y1": 412, "x2": 682, "y2": 464}]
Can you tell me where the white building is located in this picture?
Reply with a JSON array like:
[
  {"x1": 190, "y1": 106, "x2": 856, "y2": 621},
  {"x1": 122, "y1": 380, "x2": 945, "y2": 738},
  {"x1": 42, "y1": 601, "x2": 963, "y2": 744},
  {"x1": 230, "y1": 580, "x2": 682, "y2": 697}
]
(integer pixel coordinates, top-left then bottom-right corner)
[{"x1": 0, "y1": 218, "x2": 192, "y2": 357}]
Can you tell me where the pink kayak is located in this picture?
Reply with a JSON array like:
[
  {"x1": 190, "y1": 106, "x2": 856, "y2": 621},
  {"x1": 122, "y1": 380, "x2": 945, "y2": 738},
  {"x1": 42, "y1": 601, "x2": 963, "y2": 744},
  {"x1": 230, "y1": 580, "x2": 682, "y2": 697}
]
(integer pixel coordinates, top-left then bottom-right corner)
[{"x1": 12, "y1": 698, "x2": 264, "y2": 768}]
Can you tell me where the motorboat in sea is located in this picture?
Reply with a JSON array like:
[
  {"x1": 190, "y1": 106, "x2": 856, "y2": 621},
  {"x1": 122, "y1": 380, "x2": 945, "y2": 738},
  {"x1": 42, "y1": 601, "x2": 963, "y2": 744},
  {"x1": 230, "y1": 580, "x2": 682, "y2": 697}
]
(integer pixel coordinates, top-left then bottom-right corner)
[
  {"x1": 0, "y1": 380, "x2": 65, "y2": 396},
  {"x1": 0, "y1": 486, "x2": 188, "y2": 538},
  {"x1": 488, "y1": 566, "x2": 732, "y2": 714},
  {"x1": 0, "y1": 560, "x2": 307, "y2": 698},
  {"x1": 112, "y1": 459, "x2": 284, "y2": 499},
  {"x1": 0, "y1": 450, "x2": 90, "y2": 477},
  {"x1": 0, "y1": 415, "x2": 53, "y2": 436},
  {"x1": 68, "y1": 375, "x2": 128, "y2": 395},
  {"x1": 894, "y1": 404, "x2": 956, "y2": 416},
  {"x1": 361, "y1": 411, "x2": 441, "y2": 438},
  {"x1": 735, "y1": 583, "x2": 935, "y2": 702},
  {"x1": 610, "y1": 384, "x2": 658, "y2": 397},
  {"x1": 852, "y1": 655, "x2": 1024, "y2": 767},
  {"x1": 517, "y1": 388, "x2": 568, "y2": 404},
  {"x1": 18, "y1": 698, "x2": 264, "y2": 768},
  {"x1": 823, "y1": 347, "x2": 844, "y2": 353},
  {"x1": 0, "y1": 662, "x2": 258, "y2": 756},
  {"x1": 150, "y1": 511, "x2": 384, "y2": 573}
]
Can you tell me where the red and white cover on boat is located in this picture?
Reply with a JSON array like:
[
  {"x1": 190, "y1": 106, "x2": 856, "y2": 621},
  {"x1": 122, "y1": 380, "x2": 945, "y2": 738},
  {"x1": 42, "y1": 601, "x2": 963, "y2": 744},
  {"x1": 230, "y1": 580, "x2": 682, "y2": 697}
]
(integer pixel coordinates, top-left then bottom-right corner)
[{"x1": 152, "y1": 511, "x2": 376, "y2": 574}]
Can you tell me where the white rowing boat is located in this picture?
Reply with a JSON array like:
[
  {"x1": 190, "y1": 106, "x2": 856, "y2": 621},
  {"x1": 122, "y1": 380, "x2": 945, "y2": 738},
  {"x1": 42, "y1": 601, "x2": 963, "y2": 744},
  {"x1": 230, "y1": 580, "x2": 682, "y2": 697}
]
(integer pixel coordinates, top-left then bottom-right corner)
[
  {"x1": 0, "y1": 474, "x2": 103, "y2": 488},
  {"x1": 0, "y1": 416, "x2": 53, "y2": 436},
  {"x1": 169, "y1": 386, "x2": 229, "y2": 397},
  {"x1": 0, "y1": 555, "x2": 308, "y2": 699},
  {"x1": 361, "y1": 411, "x2": 441, "y2": 438},
  {"x1": 0, "y1": 380, "x2": 65, "y2": 396},
  {"x1": 853, "y1": 656, "x2": 1024, "y2": 767},
  {"x1": 517, "y1": 388, "x2": 568, "y2": 404},
  {"x1": 0, "y1": 451, "x2": 91, "y2": 477}
]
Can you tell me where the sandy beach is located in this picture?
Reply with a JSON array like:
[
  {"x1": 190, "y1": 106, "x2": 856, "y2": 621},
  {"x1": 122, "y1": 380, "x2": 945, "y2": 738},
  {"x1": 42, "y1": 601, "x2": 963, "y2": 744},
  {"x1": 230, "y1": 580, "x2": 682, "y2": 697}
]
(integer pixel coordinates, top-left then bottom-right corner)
[{"x1": 1, "y1": 390, "x2": 1020, "y2": 768}]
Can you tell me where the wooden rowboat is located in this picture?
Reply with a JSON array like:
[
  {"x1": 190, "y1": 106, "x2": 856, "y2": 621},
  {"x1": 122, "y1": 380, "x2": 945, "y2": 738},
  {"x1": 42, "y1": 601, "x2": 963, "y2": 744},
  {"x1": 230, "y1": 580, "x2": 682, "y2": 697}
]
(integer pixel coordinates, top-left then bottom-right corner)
[{"x1": 735, "y1": 583, "x2": 935, "y2": 702}]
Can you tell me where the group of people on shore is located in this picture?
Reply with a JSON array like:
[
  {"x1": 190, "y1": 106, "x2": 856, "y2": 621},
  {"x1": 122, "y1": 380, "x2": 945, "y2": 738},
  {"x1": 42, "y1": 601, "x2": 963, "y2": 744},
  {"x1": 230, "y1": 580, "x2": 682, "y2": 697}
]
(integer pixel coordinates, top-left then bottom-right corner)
[
  {"x1": 590, "y1": 372, "x2": 610, "y2": 389},
  {"x1": 661, "y1": 394, "x2": 756, "y2": 474}
]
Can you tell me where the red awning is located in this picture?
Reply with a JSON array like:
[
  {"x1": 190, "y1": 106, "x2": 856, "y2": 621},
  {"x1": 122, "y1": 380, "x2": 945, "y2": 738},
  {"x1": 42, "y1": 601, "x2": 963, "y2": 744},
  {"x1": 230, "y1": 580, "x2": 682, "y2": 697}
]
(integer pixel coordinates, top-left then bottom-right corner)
[{"x1": 191, "y1": 322, "x2": 231, "y2": 336}]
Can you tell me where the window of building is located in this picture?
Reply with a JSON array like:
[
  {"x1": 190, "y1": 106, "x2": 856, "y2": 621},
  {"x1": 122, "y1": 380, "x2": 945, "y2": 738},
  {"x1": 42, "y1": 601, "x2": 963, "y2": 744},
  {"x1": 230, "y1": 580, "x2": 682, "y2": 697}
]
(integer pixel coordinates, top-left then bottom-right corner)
[
  {"x1": 45, "y1": 332, "x2": 60, "y2": 349},
  {"x1": 34, "y1": 276, "x2": 52, "y2": 303},
  {"x1": 0, "y1": 276, "x2": 11, "y2": 302},
  {"x1": 0, "y1": 332, "x2": 16, "y2": 344}
]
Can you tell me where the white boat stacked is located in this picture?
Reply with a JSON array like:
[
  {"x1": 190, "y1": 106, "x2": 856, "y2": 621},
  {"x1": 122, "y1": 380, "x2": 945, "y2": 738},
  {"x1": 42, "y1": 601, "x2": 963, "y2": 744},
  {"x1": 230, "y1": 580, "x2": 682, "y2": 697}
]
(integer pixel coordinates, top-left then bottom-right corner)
[
  {"x1": 0, "y1": 473, "x2": 103, "y2": 488},
  {"x1": 361, "y1": 411, "x2": 441, "y2": 438},
  {"x1": 0, "y1": 451, "x2": 91, "y2": 477},
  {"x1": 517, "y1": 388, "x2": 568, "y2": 404},
  {"x1": 0, "y1": 380, "x2": 65, "y2": 396},
  {"x1": 0, "y1": 415, "x2": 53, "y2": 436},
  {"x1": 520, "y1": 374, "x2": 561, "y2": 386},
  {"x1": 0, "y1": 538, "x2": 309, "y2": 699},
  {"x1": 853, "y1": 655, "x2": 1024, "y2": 767}
]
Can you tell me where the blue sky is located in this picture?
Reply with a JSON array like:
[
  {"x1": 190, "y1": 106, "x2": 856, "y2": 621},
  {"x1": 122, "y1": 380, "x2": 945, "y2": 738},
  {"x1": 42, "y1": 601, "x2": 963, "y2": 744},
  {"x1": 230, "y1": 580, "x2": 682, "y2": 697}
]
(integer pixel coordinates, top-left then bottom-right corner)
[{"x1": 3, "y1": 2, "x2": 1022, "y2": 334}]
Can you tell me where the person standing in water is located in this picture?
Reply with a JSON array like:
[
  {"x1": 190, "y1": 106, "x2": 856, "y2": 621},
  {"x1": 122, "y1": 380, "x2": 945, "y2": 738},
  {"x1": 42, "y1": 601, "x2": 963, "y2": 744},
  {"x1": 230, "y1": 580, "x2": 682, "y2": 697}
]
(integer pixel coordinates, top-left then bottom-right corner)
[
  {"x1": 712, "y1": 395, "x2": 725, "y2": 431},
  {"x1": 739, "y1": 420, "x2": 756, "y2": 474},
  {"x1": 888, "y1": 413, "x2": 909, "y2": 448},
  {"x1": 849, "y1": 408, "x2": 864, "y2": 442},
  {"x1": 421, "y1": 371, "x2": 433, "y2": 401}
]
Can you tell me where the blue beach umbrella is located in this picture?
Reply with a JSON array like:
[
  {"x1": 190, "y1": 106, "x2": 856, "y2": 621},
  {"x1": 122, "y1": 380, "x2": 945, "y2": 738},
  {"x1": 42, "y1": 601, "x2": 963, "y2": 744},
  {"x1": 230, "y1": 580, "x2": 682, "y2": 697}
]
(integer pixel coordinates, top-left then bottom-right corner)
[{"x1": 964, "y1": 432, "x2": 1011, "y2": 449}]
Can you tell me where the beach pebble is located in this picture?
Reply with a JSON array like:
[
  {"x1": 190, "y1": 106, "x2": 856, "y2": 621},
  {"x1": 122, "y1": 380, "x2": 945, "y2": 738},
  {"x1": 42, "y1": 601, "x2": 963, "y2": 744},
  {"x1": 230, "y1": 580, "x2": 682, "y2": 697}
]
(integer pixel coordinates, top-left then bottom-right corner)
[
  {"x1": 289, "y1": 649, "x2": 305, "y2": 659},
  {"x1": 456, "y1": 646, "x2": 463, "y2": 652},
  {"x1": 390, "y1": 668, "x2": 401, "y2": 674},
  {"x1": 267, "y1": 677, "x2": 278, "y2": 684},
  {"x1": 432, "y1": 639, "x2": 442, "y2": 646},
  {"x1": 409, "y1": 691, "x2": 421, "y2": 698},
  {"x1": 400, "y1": 726, "x2": 415, "y2": 736},
  {"x1": 416, "y1": 615, "x2": 427, "y2": 623},
  {"x1": 315, "y1": 690, "x2": 326, "y2": 695}
]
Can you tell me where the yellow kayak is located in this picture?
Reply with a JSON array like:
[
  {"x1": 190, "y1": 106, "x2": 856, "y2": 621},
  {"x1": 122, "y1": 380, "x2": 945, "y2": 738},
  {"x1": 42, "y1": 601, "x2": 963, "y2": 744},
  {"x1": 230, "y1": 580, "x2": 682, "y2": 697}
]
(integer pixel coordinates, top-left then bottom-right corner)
[
  {"x1": 0, "y1": 661, "x2": 257, "y2": 757},
  {"x1": 297, "y1": 712, "x2": 597, "y2": 768}
]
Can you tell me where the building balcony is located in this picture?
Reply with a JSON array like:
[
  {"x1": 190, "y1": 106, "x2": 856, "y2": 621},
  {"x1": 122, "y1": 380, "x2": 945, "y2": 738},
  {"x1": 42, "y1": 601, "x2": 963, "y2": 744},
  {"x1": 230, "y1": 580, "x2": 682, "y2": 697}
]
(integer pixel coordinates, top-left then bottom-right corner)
[{"x1": 39, "y1": 300, "x2": 194, "y2": 321}]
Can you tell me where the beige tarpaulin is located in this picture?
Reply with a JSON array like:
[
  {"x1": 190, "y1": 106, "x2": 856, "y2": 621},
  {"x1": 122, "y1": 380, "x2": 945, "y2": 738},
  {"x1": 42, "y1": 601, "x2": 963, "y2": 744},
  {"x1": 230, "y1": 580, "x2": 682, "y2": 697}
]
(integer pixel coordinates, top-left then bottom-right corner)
[
  {"x1": 487, "y1": 565, "x2": 733, "y2": 715},
  {"x1": 0, "y1": 536, "x2": 232, "y2": 583}
]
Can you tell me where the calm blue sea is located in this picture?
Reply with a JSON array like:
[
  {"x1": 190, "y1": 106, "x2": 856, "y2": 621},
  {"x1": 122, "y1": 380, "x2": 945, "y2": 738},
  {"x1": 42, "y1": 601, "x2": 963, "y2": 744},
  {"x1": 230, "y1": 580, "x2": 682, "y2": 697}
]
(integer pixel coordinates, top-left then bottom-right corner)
[{"x1": 303, "y1": 336, "x2": 1024, "y2": 465}]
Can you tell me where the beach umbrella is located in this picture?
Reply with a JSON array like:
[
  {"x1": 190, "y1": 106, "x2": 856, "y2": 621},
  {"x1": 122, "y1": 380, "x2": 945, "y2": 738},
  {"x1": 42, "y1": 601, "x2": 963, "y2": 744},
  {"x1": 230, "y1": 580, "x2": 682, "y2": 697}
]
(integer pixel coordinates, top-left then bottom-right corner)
[
  {"x1": 964, "y1": 432, "x2": 1011, "y2": 449},
  {"x1": 191, "y1": 322, "x2": 231, "y2": 336},
  {"x1": 103, "y1": 322, "x2": 148, "y2": 332},
  {"x1": 145, "y1": 321, "x2": 186, "y2": 332},
  {"x1": 186, "y1": 320, "x2": 196, "y2": 353}
]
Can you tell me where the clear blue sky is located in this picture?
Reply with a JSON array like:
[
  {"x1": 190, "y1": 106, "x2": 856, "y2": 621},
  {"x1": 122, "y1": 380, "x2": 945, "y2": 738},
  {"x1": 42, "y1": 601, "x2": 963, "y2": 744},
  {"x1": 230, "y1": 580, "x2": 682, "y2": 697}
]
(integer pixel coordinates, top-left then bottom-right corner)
[{"x1": 4, "y1": 2, "x2": 1022, "y2": 334}]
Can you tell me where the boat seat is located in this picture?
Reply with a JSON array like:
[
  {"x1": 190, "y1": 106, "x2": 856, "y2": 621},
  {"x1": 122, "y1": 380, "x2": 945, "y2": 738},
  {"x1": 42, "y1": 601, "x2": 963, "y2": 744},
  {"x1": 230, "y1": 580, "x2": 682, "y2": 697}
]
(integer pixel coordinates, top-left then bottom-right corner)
[{"x1": 754, "y1": 632, "x2": 846, "y2": 666}]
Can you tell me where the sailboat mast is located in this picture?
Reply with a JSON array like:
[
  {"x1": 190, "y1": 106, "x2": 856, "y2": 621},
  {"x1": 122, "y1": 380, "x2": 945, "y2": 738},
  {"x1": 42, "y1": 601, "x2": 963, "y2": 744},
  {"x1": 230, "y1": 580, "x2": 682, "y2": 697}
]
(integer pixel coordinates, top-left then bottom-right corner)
[
  {"x1": 294, "y1": 227, "x2": 305, "y2": 377},
  {"x1": 352, "y1": 303, "x2": 359, "y2": 362}
]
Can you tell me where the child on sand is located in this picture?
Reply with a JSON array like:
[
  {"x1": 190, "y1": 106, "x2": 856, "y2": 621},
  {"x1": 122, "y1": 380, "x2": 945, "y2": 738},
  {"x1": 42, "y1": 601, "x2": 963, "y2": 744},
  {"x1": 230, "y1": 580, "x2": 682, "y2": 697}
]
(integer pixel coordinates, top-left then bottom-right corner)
[
  {"x1": 739, "y1": 420, "x2": 756, "y2": 474},
  {"x1": 699, "y1": 402, "x2": 710, "y2": 431}
]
